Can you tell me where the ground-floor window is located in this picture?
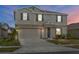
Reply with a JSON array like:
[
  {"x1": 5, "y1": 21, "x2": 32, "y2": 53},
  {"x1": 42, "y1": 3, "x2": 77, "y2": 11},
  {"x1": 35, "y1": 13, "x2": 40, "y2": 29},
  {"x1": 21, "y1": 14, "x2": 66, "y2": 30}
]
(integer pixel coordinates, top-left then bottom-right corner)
[{"x1": 56, "y1": 28, "x2": 62, "y2": 35}]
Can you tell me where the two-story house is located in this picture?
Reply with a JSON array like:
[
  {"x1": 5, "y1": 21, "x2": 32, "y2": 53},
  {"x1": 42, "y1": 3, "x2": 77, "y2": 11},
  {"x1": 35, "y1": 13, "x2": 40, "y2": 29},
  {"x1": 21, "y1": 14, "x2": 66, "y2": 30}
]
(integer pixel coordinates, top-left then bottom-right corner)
[{"x1": 14, "y1": 6, "x2": 67, "y2": 45}]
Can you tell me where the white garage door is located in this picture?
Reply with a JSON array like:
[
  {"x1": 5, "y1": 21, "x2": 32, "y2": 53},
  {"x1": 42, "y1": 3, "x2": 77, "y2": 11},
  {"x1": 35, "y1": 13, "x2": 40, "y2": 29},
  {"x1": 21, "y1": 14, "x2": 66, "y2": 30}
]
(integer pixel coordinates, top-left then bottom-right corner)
[
  {"x1": 19, "y1": 29, "x2": 40, "y2": 39},
  {"x1": 18, "y1": 28, "x2": 45, "y2": 45},
  {"x1": 18, "y1": 28, "x2": 41, "y2": 45}
]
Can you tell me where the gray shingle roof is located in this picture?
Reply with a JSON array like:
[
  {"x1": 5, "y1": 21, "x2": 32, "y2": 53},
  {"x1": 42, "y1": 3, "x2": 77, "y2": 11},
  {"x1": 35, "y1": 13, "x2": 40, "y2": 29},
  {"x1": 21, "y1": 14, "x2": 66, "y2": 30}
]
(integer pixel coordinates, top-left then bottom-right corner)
[
  {"x1": 68, "y1": 23, "x2": 79, "y2": 29},
  {"x1": 0, "y1": 23, "x2": 9, "y2": 30},
  {"x1": 15, "y1": 6, "x2": 67, "y2": 15}
]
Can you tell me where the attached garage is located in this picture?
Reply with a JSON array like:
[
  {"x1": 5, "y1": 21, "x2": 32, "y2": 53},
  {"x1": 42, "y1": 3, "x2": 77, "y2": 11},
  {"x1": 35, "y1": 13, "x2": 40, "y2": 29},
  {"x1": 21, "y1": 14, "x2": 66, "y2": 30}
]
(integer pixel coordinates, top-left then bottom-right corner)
[
  {"x1": 17, "y1": 28, "x2": 41, "y2": 45},
  {"x1": 20, "y1": 28, "x2": 40, "y2": 39}
]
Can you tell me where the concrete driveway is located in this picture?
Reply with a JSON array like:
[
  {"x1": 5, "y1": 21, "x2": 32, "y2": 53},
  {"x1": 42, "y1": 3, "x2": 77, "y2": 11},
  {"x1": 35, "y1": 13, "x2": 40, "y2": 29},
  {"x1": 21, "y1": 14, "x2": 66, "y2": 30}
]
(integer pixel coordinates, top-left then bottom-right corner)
[{"x1": 13, "y1": 39, "x2": 79, "y2": 54}]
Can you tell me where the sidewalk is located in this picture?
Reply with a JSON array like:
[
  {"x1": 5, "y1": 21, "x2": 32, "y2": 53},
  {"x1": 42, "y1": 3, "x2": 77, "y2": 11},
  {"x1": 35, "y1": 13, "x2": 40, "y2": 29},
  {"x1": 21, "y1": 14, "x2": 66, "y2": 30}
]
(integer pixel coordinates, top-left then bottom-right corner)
[{"x1": 0, "y1": 46, "x2": 20, "y2": 48}]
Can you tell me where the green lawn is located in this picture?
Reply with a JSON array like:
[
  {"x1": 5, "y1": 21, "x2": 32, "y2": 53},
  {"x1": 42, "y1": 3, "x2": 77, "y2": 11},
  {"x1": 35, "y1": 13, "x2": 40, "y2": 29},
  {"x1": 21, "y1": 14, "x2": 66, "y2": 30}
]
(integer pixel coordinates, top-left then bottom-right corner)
[
  {"x1": 48, "y1": 39, "x2": 79, "y2": 44},
  {"x1": 0, "y1": 39, "x2": 20, "y2": 46},
  {"x1": 0, "y1": 39, "x2": 20, "y2": 52},
  {"x1": 48, "y1": 39, "x2": 79, "y2": 49},
  {"x1": 0, "y1": 47, "x2": 19, "y2": 52}
]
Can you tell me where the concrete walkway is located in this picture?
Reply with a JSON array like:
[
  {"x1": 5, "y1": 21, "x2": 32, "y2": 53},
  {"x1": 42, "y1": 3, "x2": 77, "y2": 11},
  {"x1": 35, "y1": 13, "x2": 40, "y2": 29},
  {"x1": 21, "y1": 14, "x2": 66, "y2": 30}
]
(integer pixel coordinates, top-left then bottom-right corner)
[
  {"x1": 13, "y1": 38, "x2": 79, "y2": 54},
  {"x1": 0, "y1": 46, "x2": 20, "y2": 48}
]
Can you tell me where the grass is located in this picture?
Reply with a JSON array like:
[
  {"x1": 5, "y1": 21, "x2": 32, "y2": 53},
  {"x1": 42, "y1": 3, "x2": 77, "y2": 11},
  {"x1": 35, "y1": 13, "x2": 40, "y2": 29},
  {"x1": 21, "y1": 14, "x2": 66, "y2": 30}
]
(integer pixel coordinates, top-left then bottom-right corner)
[
  {"x1": 48, "y1": 39, "x2": 79, "y2": 44},
  {"x1": 66, "y1": 45, "x2": 79, "y2": 49},
  {"x1": 0, "y1": 39, "x2": 20, "y2": 46},
  {"x1": 0, "y1": 39, "x2": 21, "y2": 52},
  {"x1": 0, "y1": 47, "x2": 19, "y2": 52},
  {"x1": 47, "y1": 39, "x2": 79, "y2": 49}
]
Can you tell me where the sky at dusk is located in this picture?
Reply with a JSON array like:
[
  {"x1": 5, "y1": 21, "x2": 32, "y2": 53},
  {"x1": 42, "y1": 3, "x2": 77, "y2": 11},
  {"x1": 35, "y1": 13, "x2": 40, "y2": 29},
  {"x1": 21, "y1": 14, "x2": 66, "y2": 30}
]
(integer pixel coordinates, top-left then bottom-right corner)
[{"x1": 0, "y1": 5, "x2": 79, "y2": 27}]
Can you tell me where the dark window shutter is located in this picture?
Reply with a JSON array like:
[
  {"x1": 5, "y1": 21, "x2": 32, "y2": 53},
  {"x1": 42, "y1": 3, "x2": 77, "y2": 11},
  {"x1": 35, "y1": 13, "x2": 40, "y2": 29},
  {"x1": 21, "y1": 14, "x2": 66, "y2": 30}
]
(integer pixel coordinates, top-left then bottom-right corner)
[
  {"x1": 56, "y1": 15, "x2": 57, "y2": 22},
  {"x1": 27, "y1": 13, "x2": 29, "y2": 21},
  {"x1": 21, "y1": 13, "x2": 23, "y2": 20},
  {"x1": 36, "y1": 14, "x2": 38, "y2": 21},
  {"x1": 61, "y1": 15, "x2": 63, "y2": 22},
  {"x1": 42, "y1": 14, "x2": 44, "y2": 21}
]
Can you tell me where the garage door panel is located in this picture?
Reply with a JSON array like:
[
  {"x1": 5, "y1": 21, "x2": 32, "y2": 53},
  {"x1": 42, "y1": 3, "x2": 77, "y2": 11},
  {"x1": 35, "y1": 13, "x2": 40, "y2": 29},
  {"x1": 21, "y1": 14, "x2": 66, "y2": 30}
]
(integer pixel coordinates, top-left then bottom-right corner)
[{"x1": 20, "y1": 29, "x2": 39, "y2": 39}]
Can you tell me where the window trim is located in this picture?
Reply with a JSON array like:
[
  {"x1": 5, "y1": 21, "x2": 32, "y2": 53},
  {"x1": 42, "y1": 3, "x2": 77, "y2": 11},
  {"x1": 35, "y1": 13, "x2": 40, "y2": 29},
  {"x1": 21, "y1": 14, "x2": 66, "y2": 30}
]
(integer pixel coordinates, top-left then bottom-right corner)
[
  {"x1": 55, "y1": 28, "x2": 62, "y2": 35},
  {"x1": 56, "y1": 15, "x2": 62, "y2": 22},
  {"x1": 21, "y1": 13, "x2": 29, "y2": 21},
  {"x1": 36, "y1": 14, "x2": 43, "y2": 21}
]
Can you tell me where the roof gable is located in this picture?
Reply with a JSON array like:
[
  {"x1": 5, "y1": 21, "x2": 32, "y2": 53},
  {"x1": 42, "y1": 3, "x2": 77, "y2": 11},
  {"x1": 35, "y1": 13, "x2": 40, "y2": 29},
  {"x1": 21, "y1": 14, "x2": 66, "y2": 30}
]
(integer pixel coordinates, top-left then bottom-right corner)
[
  {"x1": 21, "y1": 6, "x2": 43, "y2": 12},
  {"x1": 15, "y1": 6, "x2": 67, "y2": 15}
]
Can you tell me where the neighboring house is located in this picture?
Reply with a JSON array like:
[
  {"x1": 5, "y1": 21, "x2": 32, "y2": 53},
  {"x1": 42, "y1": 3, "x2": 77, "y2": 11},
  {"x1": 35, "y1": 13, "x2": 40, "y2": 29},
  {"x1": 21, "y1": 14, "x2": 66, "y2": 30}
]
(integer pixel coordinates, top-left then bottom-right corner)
[
  {"x1": 14, "y1": 6, "x2": 67, "y2": 43},
  {"x1": 0, "y1": 23, "x2": 9, "y2": 39},
  {"x1": 68, "y1": 23, "x2": 79, "y2": 39}
]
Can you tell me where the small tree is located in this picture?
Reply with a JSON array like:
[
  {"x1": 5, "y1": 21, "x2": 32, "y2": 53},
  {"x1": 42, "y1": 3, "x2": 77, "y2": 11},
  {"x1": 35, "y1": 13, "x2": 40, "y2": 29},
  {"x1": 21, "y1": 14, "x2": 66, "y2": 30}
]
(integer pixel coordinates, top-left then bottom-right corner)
[
  {"x1": 10, "y1": 29, "x2": 18, "y2": 40},
  {"x1": 67, "y1": 32, "x2": 72, "y2": 39}
]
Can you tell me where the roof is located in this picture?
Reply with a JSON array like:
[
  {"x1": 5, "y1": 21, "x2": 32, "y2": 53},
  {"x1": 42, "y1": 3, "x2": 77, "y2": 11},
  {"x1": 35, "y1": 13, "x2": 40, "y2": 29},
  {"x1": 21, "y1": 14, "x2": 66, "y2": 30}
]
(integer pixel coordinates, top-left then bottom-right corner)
[
  {"x1": 0, "y1": 23, "x2": 9, "y2": 30},
  {"x1": 15, "y1": 6, "x2": 67, "y2": 15},
  {"x1": 68, "y1": 23, "x2": 79, "y2": 30}
]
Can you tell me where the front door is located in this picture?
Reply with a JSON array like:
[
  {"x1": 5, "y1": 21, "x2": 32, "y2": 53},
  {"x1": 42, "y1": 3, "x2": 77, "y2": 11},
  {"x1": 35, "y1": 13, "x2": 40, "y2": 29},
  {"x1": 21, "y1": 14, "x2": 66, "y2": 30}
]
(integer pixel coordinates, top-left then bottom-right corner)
[{"x1": 47, "y1": 28, "x2": 51, "y2": 38}]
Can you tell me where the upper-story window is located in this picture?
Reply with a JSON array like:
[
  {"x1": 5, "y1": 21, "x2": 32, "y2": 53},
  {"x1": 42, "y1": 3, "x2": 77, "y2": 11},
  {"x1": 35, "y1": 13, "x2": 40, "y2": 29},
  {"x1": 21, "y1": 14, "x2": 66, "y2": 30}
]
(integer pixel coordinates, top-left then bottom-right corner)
[
  {"x1": 22, "y1": 13, "x2": 28, "y2": 20},
  {"x1": 38, "y1": 14, "x2": 43, "y2": 21},
  {"x1": 57, "y1": 15, "x2": 62, "y2": 22}
]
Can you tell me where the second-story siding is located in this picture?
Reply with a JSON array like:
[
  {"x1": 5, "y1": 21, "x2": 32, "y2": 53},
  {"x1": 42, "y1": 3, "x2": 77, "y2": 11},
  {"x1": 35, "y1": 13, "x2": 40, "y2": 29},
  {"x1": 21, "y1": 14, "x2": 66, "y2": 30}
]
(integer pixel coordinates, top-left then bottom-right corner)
[
  {"x1": 15, "y1": 7, "x2": 67, "y2": 26},
  {"x1": 44, "y1": 14, "x2": 56, "y2": 23}
]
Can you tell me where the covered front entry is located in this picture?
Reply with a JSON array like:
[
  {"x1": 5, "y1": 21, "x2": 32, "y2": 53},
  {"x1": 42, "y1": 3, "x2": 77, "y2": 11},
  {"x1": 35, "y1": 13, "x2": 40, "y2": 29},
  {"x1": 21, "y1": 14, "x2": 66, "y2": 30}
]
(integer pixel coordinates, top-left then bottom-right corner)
[{"x1": 40, "y1": 27, "x2": 53, "y2": 39}]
